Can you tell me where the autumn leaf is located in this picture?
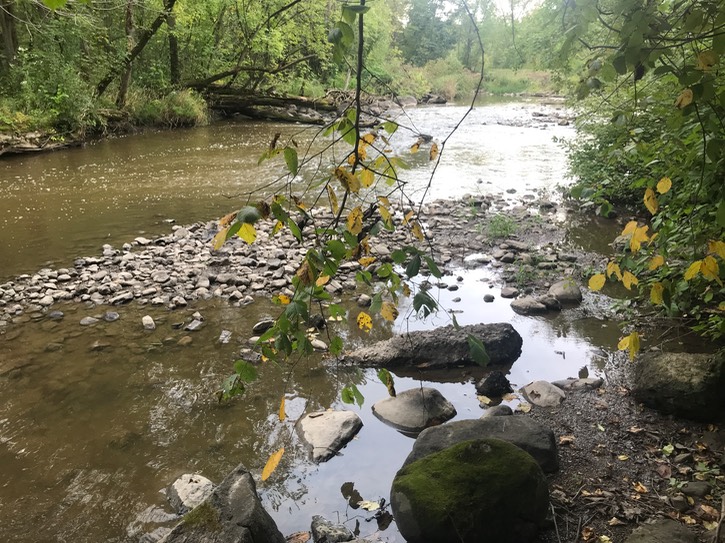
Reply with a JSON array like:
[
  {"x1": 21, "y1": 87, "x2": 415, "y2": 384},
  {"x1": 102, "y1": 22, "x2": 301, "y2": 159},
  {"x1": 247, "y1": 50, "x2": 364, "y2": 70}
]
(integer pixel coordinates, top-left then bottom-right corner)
[
  {"x1": 335, "y1": 166, "x2": 360, "y2": 193},
  {"x1": 617, "y1": 455, "x2": 629, "y2": 461},
  {"x1": 618, "y1": 331, "x2": 641, "y2": 361},
  {"x1": 656, "y1": 177, "x2": 672, "y2": 194},
  {"x1": 403, "y1": 210, "x2": 415, "y2": 225},
  {"x1": 702, "y1": 255, "x2": 721, "y2": 284},
  {"x1": 643, "y1": 187, "x2": 658, "y2": 215},
  {"x1": 650, "y1": 282, "x2": 664, "y2": 305},
  {"x1": 411, "y1": 221, "x2": 425, "y2": 241},
  {"x1": 622, "y1": 270, "x2": 639, "y2": 290},
  {"x1": 632, "y1": 481, "x2": 648, "y2": 494},
  {"x1": 279, "y1": 396, "x2": 286, "y2": 421},
  {"x1": 360, "y1": 167, "x2": 374, "y2": 188},
  {"x1": 261, "y1": 447, "x2": 284, "y2": 481},
  {"x1": 274, "y1": 294, "x2": 291, "y2": 305},
  {"x1": 358, "y1": 500, "x2": 381, "y2": 511},
  {"x1": 212, "y1": 227, "x2": 229, "y2": 250},
  {"x1": 709, "y1": 240, "x2": 725, "y2": 259},
  {"x1": 358, "y1": 256, "x2": 376, "y2": 267},
  {"x1": 315, "y1": 275, "x2": 330, "y2": 287},
  {"x1": 675, "y1": 88, "x2": 693, "y2": 108},
  {"x1": 362, "y1": 132, "x2": 376, "y2": 145},
  {"x1": 296, "y1": 260, "x2": 314, "y2": 286},
  {"x1": 648, "y1": 255, "x2": 665, "y2": 271},
  {"x1": 606, "y1": 262, "x2": 622, "y2": 280},
  {"x1": 630, "y1": 225, "x2": 650, "y2": 252},
  {"x1": 589, "y1": 273, "x2": 606, "y2": 291},
  {"x1": 238, "y1": 223, "x2": 257, "y2": 244},
  {"x1": 380, "y1": 301, "x2": 399, "y2": 322},
  {"x1": 346, "y1": 206, "x2": 363, "y2": 235},
  {"x1": 219, "y1": 211, "x2": 237, "y2": 227},
  {"x1": 559, "y1": 435, "x2": 576, "y2": 446},
  {"x1": 684, "y1": 260, "x2": 702, "y2": 281},
  {"x1": 378, "y1": 204, "x2": 392, "y2": 224},
  {"x1": 621, "y1": 221, "x2": 638, "y2": 236},
  {"x1": 356, "y1": 311, "x2": 372, "y2": 332},
  {"x1": 696, "y1": 50, "x2": 719, "y2": 71},
  {"x1": 429, "y1": 142, "x2": 439, "y2": 161},
  {"x1": 327, "y1": 185, "x2": 339, "y2": 215},
  {"x1": 410, "y1": 142, "x2": 420, "y2": 153}
]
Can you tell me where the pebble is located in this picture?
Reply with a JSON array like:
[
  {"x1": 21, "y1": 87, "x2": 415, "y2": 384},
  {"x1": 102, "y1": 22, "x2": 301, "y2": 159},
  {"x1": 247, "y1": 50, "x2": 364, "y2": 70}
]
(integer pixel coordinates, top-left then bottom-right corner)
[
  {"x1": 80, "y1": 316, "x2": 100, "y2": 326},
  {"x1": 142, "y1": 316, "x2": 156, "y2": 330},
  {"x1": 483, "y1": 294, "x2": 495, "y2": 303},
  {"x1": 103, "y1": 311, "x2": 120, "y2": 322},
  {"x1": 185, "y1": 319, "x2": 204, "y2": 332}
]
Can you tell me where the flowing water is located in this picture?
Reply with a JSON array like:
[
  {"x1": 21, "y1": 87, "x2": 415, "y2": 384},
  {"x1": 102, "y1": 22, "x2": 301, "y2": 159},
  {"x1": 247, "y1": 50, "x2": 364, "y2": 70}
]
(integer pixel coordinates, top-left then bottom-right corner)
[{"x1": 0, "y1": 99, "x2": 623, "y2": 542}]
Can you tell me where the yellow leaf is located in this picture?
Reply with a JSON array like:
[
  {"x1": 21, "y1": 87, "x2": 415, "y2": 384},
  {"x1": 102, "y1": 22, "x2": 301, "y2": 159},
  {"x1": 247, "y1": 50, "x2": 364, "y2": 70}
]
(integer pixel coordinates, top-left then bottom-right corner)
[
  {"x1": 618, "y1": 331, "x2": 640, "y2": 361},
  {"x1": 379, "y1": 204, "x2": 392, "y2": 224},
  {"x1": 675, "y1": 88, "x2": 693, "y2": 109},
  {"x1": 335, "y1": 166, "x2": 360, "y2": 193},
  {"x1": 360, "y1": 168, "x2": 374, "y2": 188},
  {"x1": 327, "y1": 185, "x2": 339, "y2": 215},
  {"x1": 650, "y1": 282, "x2": 664, "y2": 305},
  {"x1": 618, "y1": 454, "x2": 629, "y2": 461},
  {"x1": 402, "y1": 282, "x2": 411, "y2": 297},
  {"x1": 630, "y1": 226, "x2": 650, "y2": 252},
  {"x1": 709, "y1": 240, "x2": 725, "y2": 260},
  {"x1": 643, "y1": 187, "x2": 658, "y2": 215},
  {"x1": 212, "y1": 227, "x2": 229, "y2": 250},
  {"x1": 633, "y1": 481, "x2": 648, "y2": 494},
  {"x1": 684, "y1": 260, "x2": 702, "y2": 281},
  {"x1": 621, "y1": 221, "x2": 638, "y2": 236},
  {"x1": 274, "y1": 294, "x2": 291, "y2": 305},
  {"x1": 411, "y1": 220, "x2": 425, "y2": 241},
  {"x1": 429, "y1": 142, "x2": 439, "y2": 161},
  {"x1": 219, "y1": 211, "x2": 237, "y2": 227},
  {"x1": 589, "y1": 273, "x2": 606, "y2": 291},
  {"x1": 377, "y1": 196, "x2": 390, "y2": 207},
  {"x1": 719, "y1": 302, "x2": 725, "y2": 311},
  {"x1": 356, "y1": 311, "x2": 372, "y2": 332},
  {"x1": 403, "y1": 210, "x2": 415, "y2": 225},
  {"x1": 606, "y1": 262, "x2": 622, "y2": 280},
  {"x1": 238, "y1": 223, "x2": 257, "y2": 244},
  {"x1": 362, "y1": 132, "x2": 376, "y2": 145},
  {"x1": 272, "y1": 220, "x2": 284, "y2": 235},
  {"x1": 296, "y1": 260, "x2": 314, "y2": 286},
  {"x1": 315, "y1": 275, "x2": 330, "y2": 287},
  {"x1": 622, "y1": 270, "x2": 639, "y2": 290},
  {"x1": 279, "y1": 396, "x2": 286, "y2": 421},
  {"x1": 261, "y1": 447, "x2": 284, "y2": 481},
  {"x1": 696, "y1": 50, "x2": 719, "y2": 71},
  {"x1": 702, "y1": 255, "x2": 722, "y2": 285},
  {"x1": 380, "y1": 301, "x2": 399, "y2": 322},
  {"x1": 648, "y1": 255, "x2": 665, "y2": 271},
  {"x1": 656, "y1": 177, "x2": 672, "y2": 194},
  {"x1": 346, "y1": 206, "x2": 363, "y2": 235},
  {"x1": 410, "y1": 142, "x2": 420, "y2": 154},
  {"x1": 599, "y1": 536, "x2": 613, "y2": 543},
  {"x1": 358, "y1": 256, "x2": 376, "y2": 266}
]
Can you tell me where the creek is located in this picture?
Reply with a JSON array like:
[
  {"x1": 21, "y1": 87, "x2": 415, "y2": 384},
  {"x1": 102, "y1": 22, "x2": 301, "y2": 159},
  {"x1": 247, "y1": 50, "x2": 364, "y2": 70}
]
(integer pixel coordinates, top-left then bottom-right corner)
[{"x1": 0, "y1": 99, "x2": 624, "y2": 542}]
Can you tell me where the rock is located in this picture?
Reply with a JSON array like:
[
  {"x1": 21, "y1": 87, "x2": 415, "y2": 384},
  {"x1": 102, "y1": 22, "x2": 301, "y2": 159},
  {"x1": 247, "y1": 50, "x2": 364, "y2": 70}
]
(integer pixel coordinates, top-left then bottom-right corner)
[
  {"x1": 521, "y1": 381, "x2": 566, "y2": 407},
  {"x1": 680, "y1": 481, "x2": 711, "y2": 498},
  {"x1": 344, "y1": 322, "x2": 522, "y2": 369},
  {"x1": 298, "y1": 410, "x2": 363, "y2": 463},
  {"x1": 405, "y1": 417, "x2": 558, "y2": 473},
  {"x1": 500, "y1": 287, "x2": 519, "y2": 299},
  {"x1": 177, "y1": 336, "x2": 193, "y2": 346},
  {"x1": 142, "y1": 316, "x2": 156, "y2": 331},
  {"x1": 391, "y1": 439, "x2": 549, "y2": 543},
  {"x1": 152, "y1": 271, "x2": 171, "y2": 284},
  {"x1": 185, "y1": 319, "x2": 204, "y2": 332},
  {"x1": 38, "y1": 295, "x2": 54, "y2": 307},
  {"x1": 481, "y1": 404, "x2": 513, "y2": 417},
  {"x1": 310, "y1": 516, "x2": 354, "y2": 543},
  {"x1": 80, "y1": 316, "x2": 99, "y2": 326},
  {"x1": 168, "y1": 474, "x2": 215, "y2": 514},
  {"x1": 373, "y1": 387, "x2": 456, "y2": 435},
  {"x1": 476, "y1": 370, "x2": 513, "y2": 397},
  {"x1": 110, "y1": 291, "x2": 134, "y2": 305},
  {"x1": 632, "y1": 351, "x2": 725, "y2": 420},
  {"x1": 548, "y1": 278, "x2": 582, "y2": 304},
  {"x1": 483, "y1": 294, "x2": 495, "y2": 303},
  {"x1": 624, "y1": 518, "x2": 696, "y2": 543},
  {"x1": 308, "y1": 314, "x2": 326, "y2": 330},
  {"x1": 252, "y1": 319, "x2": 275, "y2": 334},
  {"x1": 551, "y1": 377, "x2": 604, "y2": 391},
  {"x1": 537, "y1": 294, "x2": 561, "y2": 311},
  {"x1": 103, "y1": 311, "x2": 120, "y2": 322},
  {"x1": 310, "y1": 339, "x2": 328, "y2": 351},
  {"x1": 48, "y1": 310, "x2": 64, "y2": 320},
  {"x1": 159, "y1": 463, "x2": 285, "y2": 543},
  {"x1": 510, "y1": 296, "x2": 548, "y2": 315},
  {"x1": 218, "y1": 330, "x2": 232, "y2": 344}
]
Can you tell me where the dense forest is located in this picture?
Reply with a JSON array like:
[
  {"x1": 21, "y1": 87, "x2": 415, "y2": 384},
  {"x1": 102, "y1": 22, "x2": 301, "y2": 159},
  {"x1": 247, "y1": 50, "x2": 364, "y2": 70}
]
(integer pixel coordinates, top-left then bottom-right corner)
[{"x1": 0, "y1": 0, "x2": 723, "y2": 341}]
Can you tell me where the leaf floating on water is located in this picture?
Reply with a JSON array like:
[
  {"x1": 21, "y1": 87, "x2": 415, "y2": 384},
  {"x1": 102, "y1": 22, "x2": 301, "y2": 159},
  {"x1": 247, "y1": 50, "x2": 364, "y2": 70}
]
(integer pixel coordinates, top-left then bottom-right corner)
[
  {"x1": 261, "y1": 447, "x2": 284, "y2": 481},
  {"x1": 356, "y1": 311, "x2": 372, "y2": 332}
]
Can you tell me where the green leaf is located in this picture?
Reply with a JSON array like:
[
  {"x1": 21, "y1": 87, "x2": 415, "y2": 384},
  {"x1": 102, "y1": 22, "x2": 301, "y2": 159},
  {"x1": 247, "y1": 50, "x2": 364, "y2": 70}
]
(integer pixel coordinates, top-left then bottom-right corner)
[
  {"x1": 412, "y1": 291, "x2": 436, "y2": 317},
  {"x1": 341, "y1": 384, "x2": 364, "y2": 407},
  {"x1": 326, "y1": 239, "x2": 347, "y2": 260},
  {"x1": 344, "y1": 4, "x2": 370, "y2": 14},
  {"x1": 424, "y1": 256, "x2": 442, "y2": 278},
  {"x1": 287, "y1": 218, "x2": 302, "y2": 241},
  {"x1": 284, "y1": 147, "x2": 298, "y2": 175},
  {"x1": 341, "y1": 5, "x2": 357, "y2": 24},
  {"x1": 237, "y1": 206, "x2": 261, "y2": 224},
  {"x1": 391, "y1": 249, "x2": 407, "y2": 264},
  {"x1": 330, "y1": 335, "x2": 344, "y2": 356},
  {"x1": 467, "y1": 335, "x2": 490, "y2": 367},
  {"x1": 377, "y1": 368, "x2": 396, "y2": 397},
  {"x1": 406, "y1": 254, "x2": 421, "y2": 278},
  {"x1": 42, "y1": 0, "x2": 67, "y2": 8},
  {"x1": 383, "y1": 121, "x2": 398, "y2": 134},
  {"x1": 234, "y1": 360, "x2": 258, "y2": 382}
]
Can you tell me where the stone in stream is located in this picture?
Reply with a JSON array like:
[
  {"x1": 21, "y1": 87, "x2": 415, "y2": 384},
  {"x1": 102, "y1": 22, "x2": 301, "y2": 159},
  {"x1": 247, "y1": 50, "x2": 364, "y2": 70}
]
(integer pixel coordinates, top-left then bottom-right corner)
[
  {"x1": 510, "y1": 296, "x2": 548, "y2": 315},
  {"x1": 252, "y1": 319, "x2": 275, "y2": 335},
  {"x1": 310, "y1": 338, "x2": 328, "y2": 351},
  {"x1": 142, "y1": 316, "x2": 156, "y2": 331},
  {"x1": 167, "y1": 474, "x2": 215, "y2": 515},
  {"x1": 520, "y1": 380, "x2": 566, "y2": 407},
  {"x1": 391, "y1": 439, "x2": 549, "y2": 543},
  {"x1": 218, "y1": 330, "x2": 232, "y2": 344},
  {"x1": 38, "y1": 295, "x2": 53, "y2": 307},
  {"x1": 344, "y1": 322, "x2": 522, "y2": 369},
  {"x1": 483, "y1": 294, "x2": 495, "y2": 303},
  {"x1": 48, "y1": 310, "x2": 64, "y2": 320},
  {"x1": 481, "y1": 404, "x2": 513, "y2": 417},
  {"x1": 548, "y1": 278, "x2": 583, "y2": 305},
  {"x1": 405, "y1": 416, "x2": 559, "y2": 474},
  {"x1": 103, "y1": 311, "x2": 120, "y2": 322},
  {"x1": 110, "y1": 291, "x2": 134, "y2": 305},
  {"x1": 310, "y1": 516, "x2": 354, "y2": 543},
  {"x1": 80, "y1": 316, "x2": 100, "y2": 326},
  {"x1": 475, "y1": 370, "x2": 513, "y2": 397},
  {"x1": 356, "y1": 294, "x2": 372, "y2": 307},
  {"x1": 185, "y1": 319, "x2": 204, "y2": 332},
  {"x1": 372, "y1": 387, "x2": 456, "y2": 435},
  {"x1": 298, "y1": 410, "x2": 363, "y2": 463},
  {"x1": 159, "y1": 464, "x2": 285, "y2": 543},
  {"x1": 500, "y1": 287, "x2": 519, "y2": 299}
]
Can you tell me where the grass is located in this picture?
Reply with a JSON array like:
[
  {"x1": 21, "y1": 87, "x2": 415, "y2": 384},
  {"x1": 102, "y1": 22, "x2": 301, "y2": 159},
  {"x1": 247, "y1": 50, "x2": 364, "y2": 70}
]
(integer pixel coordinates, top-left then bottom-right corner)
[{"x1": 486, "y1": 214, "x2": 518, "y2": 239}]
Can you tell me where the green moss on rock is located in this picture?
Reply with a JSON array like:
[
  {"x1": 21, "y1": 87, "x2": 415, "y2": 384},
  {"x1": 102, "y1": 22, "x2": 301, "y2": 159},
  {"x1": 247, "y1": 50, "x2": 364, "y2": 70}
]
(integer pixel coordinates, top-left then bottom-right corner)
[
  {"x1": 182, "y1": 501, "x2": 221, "y2": 532},
  {"x1": 391, "y1": 438, "x2": 549, "y2": 543}
]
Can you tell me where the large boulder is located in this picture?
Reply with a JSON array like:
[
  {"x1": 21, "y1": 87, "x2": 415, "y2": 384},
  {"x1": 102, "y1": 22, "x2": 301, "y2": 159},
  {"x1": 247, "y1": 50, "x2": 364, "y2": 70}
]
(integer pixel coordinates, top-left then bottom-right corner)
[
  {"x1": 391, "y1": 439, "x2": 549, "y2": 543},
  {"x1": 548, "y1": 278, "x2": 583, "y2": 305},
  {"x1": 404, "y1": 417, "x2": 559, "y2": 473},
  {"x1": 624, "y1": 518, "x2": 696, "y2": 543},
  {"x1": 632, "y1": 351, "x2": 725, "y2": 421},
  {"x1": 372, "y1": 387, "x2": 456, "y2": 435},
  {"x1": 298, "y1": 410, "x2": 363, "y2": 463},
  {"x1": 159, "y1": 464, "x2": 285, "y2": 543},
  {"x1": 344, "y1": 323, "x2": 522, "y2": 369}
]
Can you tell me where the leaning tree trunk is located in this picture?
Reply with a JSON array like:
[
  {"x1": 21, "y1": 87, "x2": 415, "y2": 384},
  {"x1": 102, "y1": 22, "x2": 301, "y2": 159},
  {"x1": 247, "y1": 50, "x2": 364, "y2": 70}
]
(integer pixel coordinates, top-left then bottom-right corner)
[{"x1": 116, "y1": 0, "x2": 134, "y2": 108}]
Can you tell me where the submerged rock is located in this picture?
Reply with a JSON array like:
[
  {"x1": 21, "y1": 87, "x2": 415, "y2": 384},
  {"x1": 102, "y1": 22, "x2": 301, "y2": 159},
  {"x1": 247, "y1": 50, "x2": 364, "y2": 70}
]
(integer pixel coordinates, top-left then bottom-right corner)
[
  {"x1": 475, "y1": 370, "x2": 513, "y2": 397},
  {"x1": 298, "y1": 410, "x2": 363, "y2": 463},
  {"x1": 372, "y1": 387, "x2": 456, "y2": 435},
  {"x1": 391, "y1": 439, "x2": 549, "y2": 543},
  {"x1": 142, "y1": 315, "x2": 156, "y2": 331},
  {"x1": 159, "y1": 464, "x2": 285, "y2": 543},
  {"x1": 344, "y1": 322, "x2": 522, "y2": 369},
  {"x1": 310, "y1": 516, "x2": 354, "y2": 543},
  {"x1": 168, "y1": 474, "x2": 215, "y2": 515}
]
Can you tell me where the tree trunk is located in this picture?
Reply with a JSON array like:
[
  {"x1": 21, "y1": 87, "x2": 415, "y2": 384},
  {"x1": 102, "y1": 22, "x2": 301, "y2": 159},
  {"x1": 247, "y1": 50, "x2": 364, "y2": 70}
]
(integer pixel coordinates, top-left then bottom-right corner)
[
  {"x1": 0, "y1": 0, "x2": 18, "y2": 69},
  {"x1": 116, "y1": 0, "x2": 135, "y2": 108},
  {"x1": 96, "y1": 0, "x2": 177, "y2": 98},
  {"x1": 167, "y1": 11, "x2": 180, "y2": 85}
]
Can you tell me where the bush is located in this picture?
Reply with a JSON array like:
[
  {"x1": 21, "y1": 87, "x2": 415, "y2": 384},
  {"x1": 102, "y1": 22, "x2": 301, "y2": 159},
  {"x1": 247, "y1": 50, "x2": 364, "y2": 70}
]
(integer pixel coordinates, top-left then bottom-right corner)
[{"x1": 128, "y1": 89, "x2": 208, "y2": 127}]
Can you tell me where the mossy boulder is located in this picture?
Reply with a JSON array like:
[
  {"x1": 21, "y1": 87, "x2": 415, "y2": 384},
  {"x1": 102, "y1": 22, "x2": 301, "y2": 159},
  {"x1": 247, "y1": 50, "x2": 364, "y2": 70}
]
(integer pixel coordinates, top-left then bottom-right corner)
[{"x1": 390, "y1": 438, "x2": 549, "y2": 543}]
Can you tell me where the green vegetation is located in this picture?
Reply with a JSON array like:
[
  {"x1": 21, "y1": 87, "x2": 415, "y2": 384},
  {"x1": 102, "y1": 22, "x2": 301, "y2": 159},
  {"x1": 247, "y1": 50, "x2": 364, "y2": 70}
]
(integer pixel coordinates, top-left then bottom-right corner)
[
  {"x1": 486, "y1": 214, "x2": 518, "y2": 239},
  {"x1": 182, "y1": 502, "x2": 221, "y2": 531}
]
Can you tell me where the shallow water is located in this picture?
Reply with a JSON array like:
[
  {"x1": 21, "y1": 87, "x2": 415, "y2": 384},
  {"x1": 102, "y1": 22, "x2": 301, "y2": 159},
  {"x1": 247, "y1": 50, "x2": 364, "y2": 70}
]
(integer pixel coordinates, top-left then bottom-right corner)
[{"x1": 0, "y1": 100, "x2": 623, "y2": 542}]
